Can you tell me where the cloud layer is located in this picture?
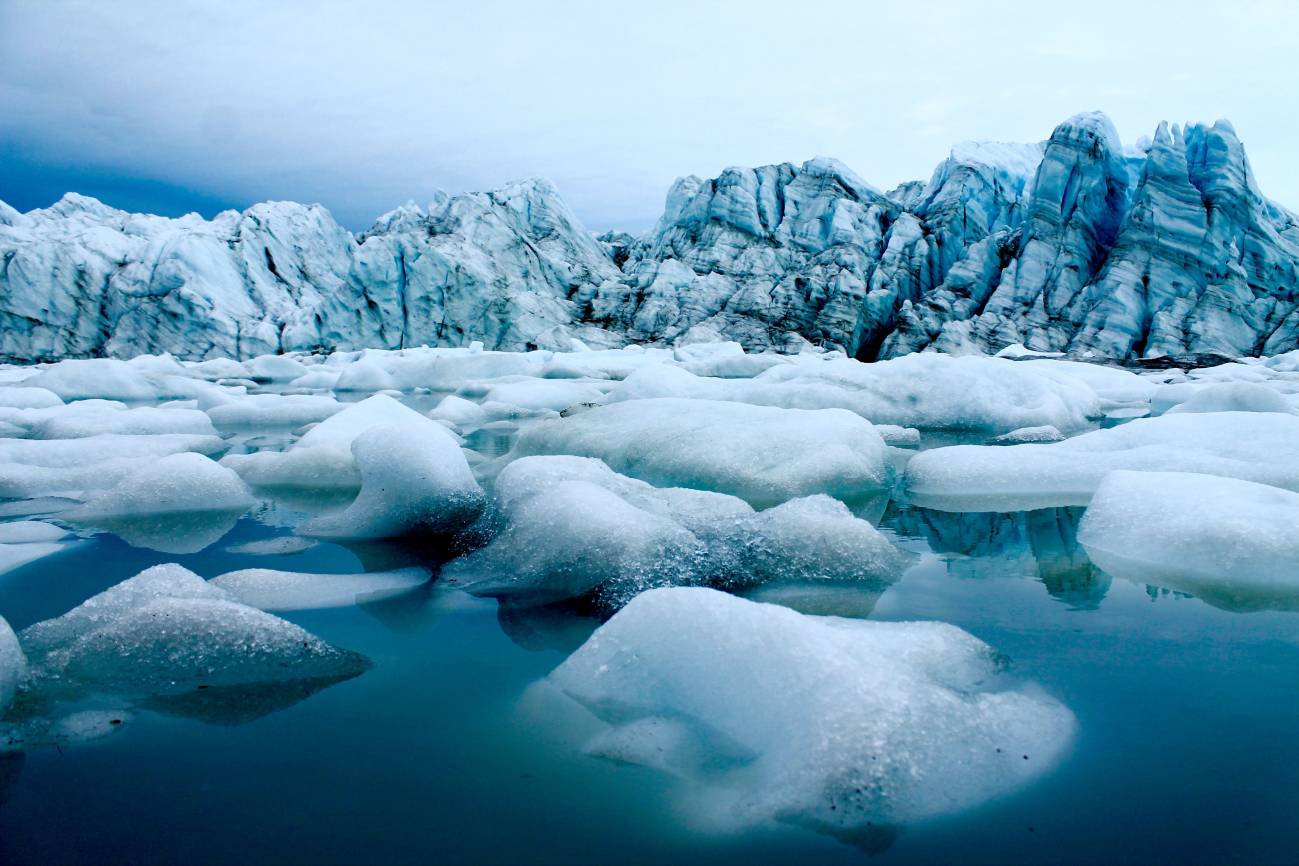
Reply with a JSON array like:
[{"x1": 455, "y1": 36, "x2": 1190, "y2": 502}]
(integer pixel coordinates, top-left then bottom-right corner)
[{"x1": 3, "y1": 0, "x2": 1297, "y2": 231}]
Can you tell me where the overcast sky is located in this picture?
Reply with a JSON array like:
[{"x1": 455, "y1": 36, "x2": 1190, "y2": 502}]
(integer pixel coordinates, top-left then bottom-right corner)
[{"x1": 2, "y1": 0, "x2": 1297, "y2": 232}]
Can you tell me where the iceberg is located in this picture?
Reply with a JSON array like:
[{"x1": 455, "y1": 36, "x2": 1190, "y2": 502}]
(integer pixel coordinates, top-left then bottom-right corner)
[
  {"x1": 300, "y1": 421, "x2": 484, "y2": 539},
  {"x1": 905, "y1": 411, "x2": 1299, "y2": 511},
  {"x1": 0, "y1": 616, "x2": 25, "y2": 715},
  {"x1": 3, "y1": 114, "x2": 1296, "y2": 364},
  {"x1": 509, "y1": 398, "x2": 891, "y2": 505},
  {"x1": 448, "y1": 456, "x2": 909, "y2": 609},
  {"x1": 1078, "y1": 470, "x2": 1299, "y2": 611},
  {"x1": 19, "y1": 563, "x2": 368, "y2": 696},
  {"x1": 548, "y1": 588, "x2": 1076, "y2": 833}
]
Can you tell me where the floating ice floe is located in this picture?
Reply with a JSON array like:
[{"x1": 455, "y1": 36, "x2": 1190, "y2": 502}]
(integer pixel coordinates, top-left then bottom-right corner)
[
  {"x1": 0, "y1": 385, "x2": 62, "y2": 409},
  {"x1": 1078, "y1": 470, "x2": 1299, "y2": 611},
  {"x1": 223, "y1": 393, "x2": 444, "y2": 492},
  {"x1": 1159, "y1": 381, "x2": 1297, "y2": 415},
  {"x1": 0, "y1": 401, "x2": 218, "y2": 439},
  {"x1": 905, "y1": 411, "x2": 1299, "y2": 511},
  {"x1": 23, "y1": 358, "x2": 164, "y2": 402},
  {"x1": 67, "y1": 453, "x2": 254, "y2": 552},
  {"x1": 605, "y1": 353, "x2": 1103, "y2": 433},
  {"x1": 206, "y1": 393, "x2": 343, "y2": 429},
  {"x1": 19, "y1": 564, "x2": 368, "y2": 696},
  {"x1": 548, "y1": 588, "x2": 1076, "y2": 834},
  {"x1": 479, "y1": 379, "x2": 606, "y2": 414},
  {"x1": 300, "y1": 420, "x2": 484, "y2": 539},
  {"x1": 0, "y1": 520, "x2": 83, "y2": 577},
  {"x1": 991, "y1": 425, "x2": 1065, "y2": 444},
  {"x1": 447, "y1": 456, "x2": 909, "y2": 608},
  {"x1": 210, "y1": 566, "x2": 429, "y2": 611},
  {"x1": 427, "y1": 394, "x2": 489, "y2": 431},
  {"x1": 509, "y1": 398, "x2": 891, "y2": 505},
  {"x1": 0, "y1": 433, "x2": 225, "y2": 500}
]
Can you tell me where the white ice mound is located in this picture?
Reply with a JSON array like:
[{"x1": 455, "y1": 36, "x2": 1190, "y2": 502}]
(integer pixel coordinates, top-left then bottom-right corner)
[
  {"x1": 0, "y1": 386, "x2": 63, "y2": 409},
  {"x1": 0, "y1": 616, "x2": 26, "y2": 715},
  {"x1": 606, "y1": 353, "x2": 1102, "y2": 433},
  {"x1": 300, "y1": 421, "x2": 484, "y2": 539},
  {"x1": 206, "y1": 393, "x2": 343, "y2": 429},
  {"x1": 65, "y1": 453, "x2": 254, "y2": 552},
  {"x1": 548, "y1": 588, "x2": 1076, "y2": 831},
  {"x1": 223, "y1": 393, "x2": 438, "y2": 492},
  {"x1": 905, "y1": 412, "x2": 1299, "y2": 511},
  {"x1": 0, "y1": 433, "x2": 225, "y2": 500},
  {"x1": 1161, "y1": 382, "x2": 1297, "y2": 415},
  {"x1": 19, "y1": 563, "x2": 232, "y2": 662},
  {"x1": 210, "y1": 566, "x2": 429, "y2": 611},
  {"x1": 2, "y1": 402, "x2": 218, "y2": 439},
  {"x1": 23, "y1": 358, "x2": 163, "y2": 402},
  {"x1": 480, "y1": 379, "x2": 605, "y2": 414},
  {"x1": 70, "y1": 452, "x2": 253, "y2": 520},
  {"x1": 19, "y1": 563, "x2": 367, "y2": 694},
  {"x1": 1078, "y1": 470, "x2": 1299, "y2": 611},
  {"x1": 447, "y1": 456, "x2": 909, "y2": 608},
  {"x1": 509, "y1": 398, "x2": 890, "y2": 505}
]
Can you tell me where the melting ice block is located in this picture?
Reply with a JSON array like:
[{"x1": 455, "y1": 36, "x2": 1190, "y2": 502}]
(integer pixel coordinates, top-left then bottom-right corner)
[
  {"x1": 71, "y1": 452, "x2": 253, "y2": 520},
  {"x1": 448, "y1": 456, "x2": 909, "y2": 609},
  {"x1": 211, "y1": 566, "x2": 429, "y2": 611},
  {"x1": 605, "y1": 353, "x2": 1102, "y2": 433},
  {"x1": 1078, "y1": 470, "x2": 1299, "y2": 611},
  {"x1": 300, "y1": 421, "x2": 484, "y2": 539},
  {"x1": 509, "y1": 398, "x2": 890, "y2": 505},
  {"x1": 19, "y1": 563, "x2": 367, "y2": 695},
  {"x1": 223, "y1": 393, "x2": 444, "y2": 492},
  {"x1": 905, "y1": 411, "x2": 1299, "y2": 511},
  {"x1": 548, "y1": 588, "x2": 1076, "y2": 832}
]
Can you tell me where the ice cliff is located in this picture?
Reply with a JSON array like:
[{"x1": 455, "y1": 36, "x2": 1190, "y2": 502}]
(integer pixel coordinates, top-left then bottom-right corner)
[{"x1": 3, "y1": 112, "x2": 1297, "y2": 362}]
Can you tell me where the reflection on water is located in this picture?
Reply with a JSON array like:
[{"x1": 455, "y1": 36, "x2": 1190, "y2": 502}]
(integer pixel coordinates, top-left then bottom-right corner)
[
  {"x1": 70, "y1": 509, "x2": 246, "y2": 555},
  {"x1": 139, "y1": 675, "x2": 365, "y2": 727},
  {"x1": 887, "y1": 505, "x2": 1109, "y2": 609},
  {"x1": 2, "y1": 484, "x2": 1299, "y2": 862}
]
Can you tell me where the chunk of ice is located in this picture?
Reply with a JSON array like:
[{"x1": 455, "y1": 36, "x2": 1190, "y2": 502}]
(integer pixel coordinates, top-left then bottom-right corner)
[
  {"x1": 211, "y1": 567, "x2": 430, "y2": 610},
  {"x1": 548, "y1": 588, "x2": 1076, "y2": 830},
  {"x1": 1078, "y1": 470, "x2": 1299, "y2": 611},
  {"x1": 509, "y1": 398, "x2": 891, "y2": 505},
  {"x1": 300, "y1": 422, "x2": 484, "y2": 539}
]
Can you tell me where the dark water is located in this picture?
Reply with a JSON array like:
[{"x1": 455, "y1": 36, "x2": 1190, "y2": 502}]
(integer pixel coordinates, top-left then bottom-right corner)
[{"x1": 2, "y1": 497, "x2": 1298, "y2": 866}]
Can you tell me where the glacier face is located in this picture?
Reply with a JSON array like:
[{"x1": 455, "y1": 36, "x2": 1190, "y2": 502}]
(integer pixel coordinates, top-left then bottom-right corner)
[{"x1": 3, "y1": 112, "x2": 1298, "y2": 362}]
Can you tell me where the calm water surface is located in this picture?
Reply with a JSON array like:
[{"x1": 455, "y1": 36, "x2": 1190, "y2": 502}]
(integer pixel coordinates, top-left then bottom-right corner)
[{"x1": 1, "y1": 426, "x2": 1297, "y2": 865}]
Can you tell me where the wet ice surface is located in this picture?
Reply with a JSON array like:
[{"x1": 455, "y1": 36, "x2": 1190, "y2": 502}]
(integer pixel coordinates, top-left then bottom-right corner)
[{"x1": 0, "y1": 345, "x2": 1298, "y2": 864}]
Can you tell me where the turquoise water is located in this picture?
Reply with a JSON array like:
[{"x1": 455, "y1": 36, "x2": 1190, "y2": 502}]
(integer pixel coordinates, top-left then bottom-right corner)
[{"x1": 2, "y1": 497, "x2": 1298, "y2": 864}]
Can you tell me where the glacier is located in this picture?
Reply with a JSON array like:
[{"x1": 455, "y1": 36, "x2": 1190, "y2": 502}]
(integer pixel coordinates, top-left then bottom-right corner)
[{"x1": 3, "y1": 112, "x2": 1298, "y2": 363}]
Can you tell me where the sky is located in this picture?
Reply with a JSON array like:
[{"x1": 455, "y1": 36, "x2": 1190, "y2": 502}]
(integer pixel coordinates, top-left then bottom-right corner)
[{"x1": 2, "y1": 0, "x2": 1297, "y2": 233}]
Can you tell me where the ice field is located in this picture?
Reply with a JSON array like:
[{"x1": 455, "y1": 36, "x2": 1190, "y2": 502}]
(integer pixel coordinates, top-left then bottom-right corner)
[{"x1": 1, "y1": 340, "x2": 1298, "y2": 863}]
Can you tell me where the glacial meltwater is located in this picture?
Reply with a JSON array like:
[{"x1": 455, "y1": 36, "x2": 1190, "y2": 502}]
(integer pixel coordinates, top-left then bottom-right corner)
[
  {"x1": 1, "y1": 345, "x2": 1298, "y2": 865},
  {"x1": 0, "y1": 476, "x2": 1296, "y2": 861}
]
